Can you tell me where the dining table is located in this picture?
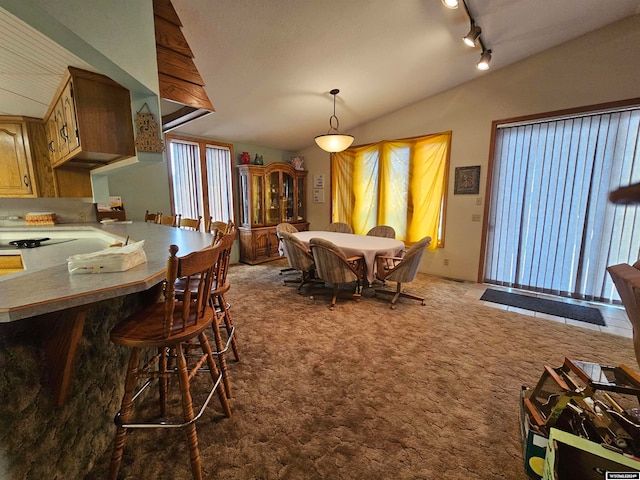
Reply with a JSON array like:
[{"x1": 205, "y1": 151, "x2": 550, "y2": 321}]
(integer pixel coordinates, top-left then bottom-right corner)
[{"x1": 292, "y1": 230, "x2": 405, "y2": 285}]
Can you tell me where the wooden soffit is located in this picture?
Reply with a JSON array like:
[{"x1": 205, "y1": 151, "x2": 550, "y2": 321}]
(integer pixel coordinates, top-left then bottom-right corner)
[{"x1": 153, "y1": 0, "x2": 214, "y2": 132}]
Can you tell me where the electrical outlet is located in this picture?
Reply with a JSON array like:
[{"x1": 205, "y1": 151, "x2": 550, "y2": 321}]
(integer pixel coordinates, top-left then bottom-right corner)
[
  {"x1": 472, "y1": 214, "x2": 481, "y2": 222},
  {"x1": 443, "y1": 258, "x2": 449, "y2": 266},
  {"x1": 476, "y1": 197, "x2": 482, "y2": 205}
]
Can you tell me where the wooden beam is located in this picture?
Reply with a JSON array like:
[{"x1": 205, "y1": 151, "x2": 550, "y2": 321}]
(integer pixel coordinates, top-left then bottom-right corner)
[
  {"x1": 159, "y1": 73, "x2": 214, "y2": 112},
  {"x1": 156, "y1": 45, "x2": 205, "y2": 86},
  {"x1": 154, "y1": 15, "x2": 193, "y2": 58},
  {"x1": 153, "y1": 0, "x2": 182, "y2": 26}
]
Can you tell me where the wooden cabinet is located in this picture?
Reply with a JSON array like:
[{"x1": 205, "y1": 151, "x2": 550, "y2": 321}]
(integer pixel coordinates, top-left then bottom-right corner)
[
  {"x1": 44, "y1": 67, "x2": 135, "y2": 169},
  {"x1": 237, "y1": 162, "x2": 309, "y2": 264},
  {"x1": 0, "y1": 116, "x2": 55, "y2": 197}
]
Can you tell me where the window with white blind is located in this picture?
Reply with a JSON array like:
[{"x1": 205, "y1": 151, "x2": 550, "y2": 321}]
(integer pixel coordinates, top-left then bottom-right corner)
[
  {"x1": 166, "y1": 136, "x2": 235, "y2": 228},
  {"x1": 485, "y1": 105, "x2": 640, "y2": 303}
]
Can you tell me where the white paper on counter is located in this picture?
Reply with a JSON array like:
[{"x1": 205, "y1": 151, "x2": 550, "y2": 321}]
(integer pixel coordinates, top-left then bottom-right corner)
[{"x1": 67, "y1": 240, "x2": 147, "y2": 274}]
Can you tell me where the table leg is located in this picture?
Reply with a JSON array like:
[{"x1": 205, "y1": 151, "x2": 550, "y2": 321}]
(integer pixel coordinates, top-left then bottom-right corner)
[{"x1": 42, "y1": 306, "x2": 87, "y2": 406}]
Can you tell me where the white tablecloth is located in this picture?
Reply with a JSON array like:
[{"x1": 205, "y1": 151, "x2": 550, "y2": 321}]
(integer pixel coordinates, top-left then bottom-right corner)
[{"x1": 293, "y1": 231, "x2": 404, "y2": 285}]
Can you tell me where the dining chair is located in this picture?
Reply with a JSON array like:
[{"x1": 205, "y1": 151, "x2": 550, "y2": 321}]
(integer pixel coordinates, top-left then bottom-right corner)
[
  {"x1": 366, "y1": 225, "x2": 396, "y2": 238},
  {"x1": 607, "y1": 262, "x2": 640, "y2": 370},
  {"x1": 280, "y1": 231, "x2": 316, "y2": 292},
  {"x1": 326, "y1": 222, "x2": 353, "y2": 234},
  {"x1": 375, "y1": 236, "x2": 432, "y2": 308},
  {"x1": 178, "y1": 214, "x2": 202, "y2": 231},
  {"x1": 108, "y1": 243, "x2": 231, "y2": 480},
  {"x1": 208, "y1": 218, "x2": 229, "y2": 235},
  {"x1": 144, "y1": 210, "x2": 160, "y2": 223},
  {"x1": 276, "y1": 222, "x2": 299, "y2": 274},
  {"x1": 309, "y1": 237, "x2": 365, "y2": 310},
  {"x1": 158, "y1": 213, "x2": 177, "y2": 227}
]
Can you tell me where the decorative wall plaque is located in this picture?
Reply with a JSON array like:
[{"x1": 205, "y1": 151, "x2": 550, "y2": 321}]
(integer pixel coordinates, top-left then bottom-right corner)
[{"x1": 135, "y1": 104, "x2": 165, "y2": 153}]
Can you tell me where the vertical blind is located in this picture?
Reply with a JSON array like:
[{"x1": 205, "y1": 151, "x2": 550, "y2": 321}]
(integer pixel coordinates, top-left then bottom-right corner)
[
  {"x1": 205, "y1": 145, "x2": 234, "y2": 223},
  {"x1": 168, "y1": 140, "x2": 234, "y2": 225},
  {"x1": 169, "y1": 141, "x2": 203, "y2": 220},
  {"x1": 485, "y1": 107, "x2": 640, "y2": 302}
]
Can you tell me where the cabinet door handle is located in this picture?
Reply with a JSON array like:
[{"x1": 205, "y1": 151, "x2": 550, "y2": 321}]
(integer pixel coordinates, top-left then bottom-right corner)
[
  {"x1": 60, "y1": 124, "x2": 68, "y2": 142},
  {"x1": 48, "y1": 141, "x2": 55, "y2": 152},
  {"x1": 23, "y1": 175, "x2": 29, "y2": 187}
]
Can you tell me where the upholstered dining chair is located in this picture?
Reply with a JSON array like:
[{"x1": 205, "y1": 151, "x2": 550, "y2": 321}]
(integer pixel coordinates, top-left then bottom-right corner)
[
  {"x1": 178, "y1": 214, "x2": 202, "y2": 231},
  {"x1": 144, "y1": 210, "x2": 160, "y2": 223},
  {"x1": 276, "y1": 222, "x2": 299, "y2": 274},
  {"x1": 280, "y1": 231, "x2": 316, "y2": 292},
  {"x1": 366, "y1": 225, "x2": 396, "y2": 238},
  {"x1": 108, "y1": 242, "x2": 231, "y2": 480},
  {"x1": 310, "y1": 237, "x2": 365, "y2": 310},
  {"x1": 375, "y1": 236, "x2": 432, "y2": 308},
  {"x1": 607, "y1": 262, "x2": 640, "y2": 371},
  {"x1": 158, "y1": 213, "x2": 177, "y2": 227},
  {"x1": 326, "y1": 222, "x2": 353, "y2": 234}
]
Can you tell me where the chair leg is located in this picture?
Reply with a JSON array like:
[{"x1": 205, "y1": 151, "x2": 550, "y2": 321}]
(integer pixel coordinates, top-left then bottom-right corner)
[
  {"x1": 175, "y1": 342, "x2": 203, "y2": 480},
  {"x1": 375, "y1": 282, "x2": 425, "y2": 308},
  {"x1": 159, "y1": 346, "x2": 169, "y2": 416},
  {"x1": 217, "y1": 293, "x2": 240, "y2": 362},
  {"x1": 199, "y1": 332, "x2": 232, "y2": 417},
  {"x1": 330, "y1": 284, "x2": 339, "y2": 310},
  {"x1": 109, "y1": 348, "x2": 140, "y2": 480},
  {"x1": 210, "y1": 307, "x2": 232, "y2": 398}
]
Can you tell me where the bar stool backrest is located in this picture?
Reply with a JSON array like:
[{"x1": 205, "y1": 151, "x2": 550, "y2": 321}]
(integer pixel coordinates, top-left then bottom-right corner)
[{"x1": 164, "y1": 242, "x2": 221, "y2": 336}]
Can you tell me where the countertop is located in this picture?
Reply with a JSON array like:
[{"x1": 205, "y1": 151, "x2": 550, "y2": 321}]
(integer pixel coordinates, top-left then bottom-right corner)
[{"x1": 0, "y1": 222, "x2": 215, "y2": 322}]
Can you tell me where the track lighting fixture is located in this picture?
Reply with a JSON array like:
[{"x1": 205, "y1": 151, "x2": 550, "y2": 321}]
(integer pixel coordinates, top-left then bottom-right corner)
[
  {"x1": 442, "y1": 0, "x2": 492, "y2": 71},
  {"x1": 463, "y1": 24, "x2": 481, "y2": 47},
  {"x1": 476, "y1": 49, "x2": 492, "y2": 70}
]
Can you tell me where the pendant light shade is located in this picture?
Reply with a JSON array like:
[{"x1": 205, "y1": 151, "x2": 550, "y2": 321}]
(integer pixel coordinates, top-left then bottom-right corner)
[{"x1": 315, "y1": 89, "x2": 354, "y2": 153}]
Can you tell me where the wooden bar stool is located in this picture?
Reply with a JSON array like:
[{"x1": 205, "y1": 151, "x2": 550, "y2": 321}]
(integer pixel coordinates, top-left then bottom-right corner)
[
  {"x1": 175, "y1": 226, "x2": 240, "y2": 398},
  {"x1": 108, "y1": 242, "x2": 231, "y2": 480}
]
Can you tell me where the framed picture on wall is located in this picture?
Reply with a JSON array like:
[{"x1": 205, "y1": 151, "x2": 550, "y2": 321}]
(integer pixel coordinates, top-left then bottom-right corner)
[{"x1": 454, "y1": 166, "x2": 481, "y2": 194}]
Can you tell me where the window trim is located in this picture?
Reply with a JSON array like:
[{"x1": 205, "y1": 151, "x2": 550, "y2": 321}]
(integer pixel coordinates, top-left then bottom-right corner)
[
  {"x1": 165, "y1": 133, "x2": 236, "y2": 226},
  {"x1": 479, "y1": 96, "x2": 640, "y2": 284}
]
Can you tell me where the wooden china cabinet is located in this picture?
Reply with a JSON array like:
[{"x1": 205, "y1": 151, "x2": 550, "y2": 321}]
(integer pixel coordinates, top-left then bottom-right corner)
[{"x1": 237, "y1": 162, "x2": 309, "y2": 264}]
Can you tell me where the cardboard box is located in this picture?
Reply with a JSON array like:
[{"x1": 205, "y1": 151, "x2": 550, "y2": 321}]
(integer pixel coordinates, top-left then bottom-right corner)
[
  {"x1": 521, "y1": 386, "x2": 548, "y2": 479},
  {"x1": 543, "y1": 428, "x2": 640, "y2": 480}
]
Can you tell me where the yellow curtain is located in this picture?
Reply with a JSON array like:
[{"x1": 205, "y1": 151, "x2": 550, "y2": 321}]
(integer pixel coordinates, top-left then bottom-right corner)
[{"x1": 332, "y1": 132, "x2": 450, "y2": 249}]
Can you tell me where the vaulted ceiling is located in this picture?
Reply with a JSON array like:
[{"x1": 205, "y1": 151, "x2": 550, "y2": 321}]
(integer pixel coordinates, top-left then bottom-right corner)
[{"x1": 1, "y1": 0, "x2": 639, "y2": 152}]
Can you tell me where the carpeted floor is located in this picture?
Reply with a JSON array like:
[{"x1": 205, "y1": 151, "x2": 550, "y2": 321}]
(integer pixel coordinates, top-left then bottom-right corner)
[{"x1": 86, "y1": 260, "x2": 638, "y2": 480}]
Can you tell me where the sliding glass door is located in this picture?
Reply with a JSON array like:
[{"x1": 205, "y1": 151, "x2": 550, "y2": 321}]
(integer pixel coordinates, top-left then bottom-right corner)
[{"x1": 484, "y1": 106, "x2": 640, "y2": 303}]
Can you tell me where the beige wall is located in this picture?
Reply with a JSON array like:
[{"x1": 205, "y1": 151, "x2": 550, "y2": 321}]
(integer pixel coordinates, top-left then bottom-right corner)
[{"x1": 297, "y1": 15, "x2": 640, "y2": 282}]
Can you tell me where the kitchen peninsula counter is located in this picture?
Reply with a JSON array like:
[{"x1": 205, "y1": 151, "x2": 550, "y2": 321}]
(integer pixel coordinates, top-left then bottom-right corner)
[{"x1": 0, "y1": 222, "x2": 214, "y2": 322}]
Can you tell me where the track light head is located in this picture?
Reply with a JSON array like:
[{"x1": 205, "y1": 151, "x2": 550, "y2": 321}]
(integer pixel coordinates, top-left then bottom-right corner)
[
  {"x1": 477, "y1": 49, "x2": 492, "y2": 70},
  {"x1": 463, "y1": 25, "x2": 482, "y2": 47},
  {"x1": 441, "y1": 0, "x2": 459, "y2": 9}
]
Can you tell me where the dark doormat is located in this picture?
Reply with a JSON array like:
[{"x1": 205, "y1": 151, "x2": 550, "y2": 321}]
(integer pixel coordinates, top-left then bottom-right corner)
[{"x1": 480, "y1": 288, "x2": 606, "y2": 326}]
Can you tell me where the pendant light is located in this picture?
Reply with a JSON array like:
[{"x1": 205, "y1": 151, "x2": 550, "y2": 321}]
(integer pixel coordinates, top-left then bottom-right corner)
[{"x1": 314, "y1": 89, "x2": 354, "y2": 153}]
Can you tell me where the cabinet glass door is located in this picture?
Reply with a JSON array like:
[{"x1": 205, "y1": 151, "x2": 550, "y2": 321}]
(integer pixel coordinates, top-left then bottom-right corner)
[
  {"x1": 283, "y1": 171, "x2": 294, "y2": 222},
  {"x1": 252, "y1": 173, "x2": 264, "y2": 225},
  {"x1": 266, "y1": 171, "x2": 280, "y2": 224},
  {"x1": 297, "y1": 176, "x2": 305, "y2": 221}
]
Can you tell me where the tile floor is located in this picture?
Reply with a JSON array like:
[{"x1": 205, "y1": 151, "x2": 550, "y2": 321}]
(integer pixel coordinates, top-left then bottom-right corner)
[{"x1": 464, "y1": 283, "x2": 633, "y2": 339}]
